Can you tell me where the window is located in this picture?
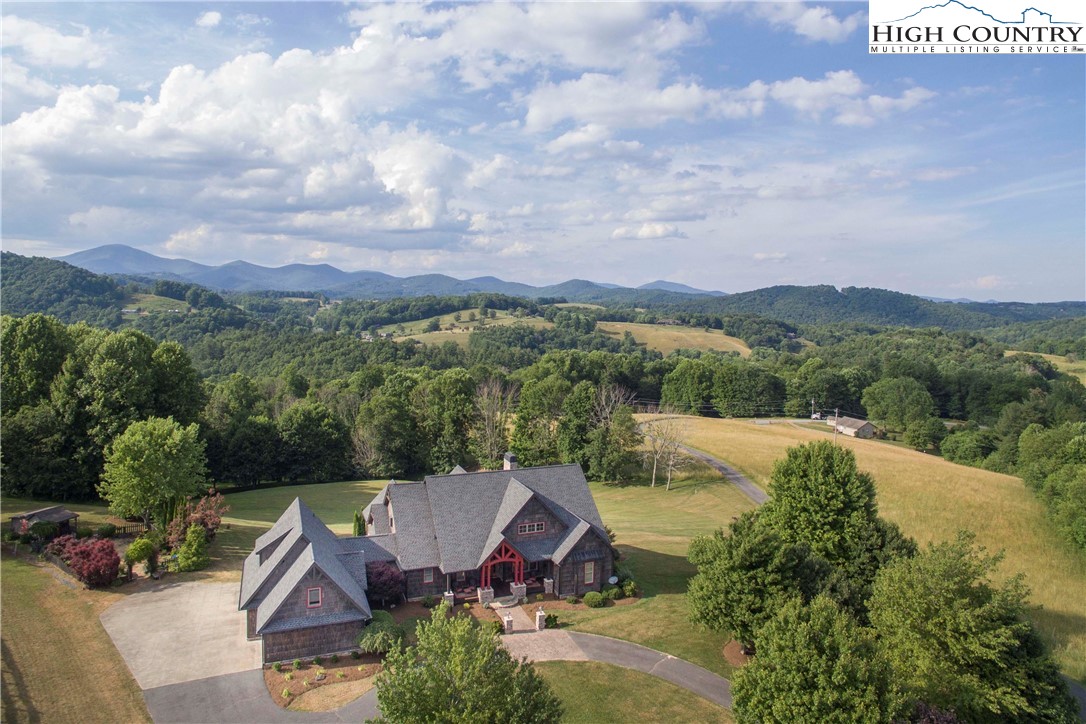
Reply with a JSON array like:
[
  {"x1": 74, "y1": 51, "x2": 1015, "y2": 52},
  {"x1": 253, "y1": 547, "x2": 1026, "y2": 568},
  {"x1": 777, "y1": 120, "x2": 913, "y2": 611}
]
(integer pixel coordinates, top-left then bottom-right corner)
[
  {"x1": 423, "y1": 568, "x2": 434, "y2": 584},
  {"x1": 307, "y1": 587, "x2": 322, "y2": 608},
  {"x1": 517, "y1": 521, "x2": 545, "y2": 535},
  {"x1": 584, "y1": 561, "x2": 595, "y2": 586},
  {"x1": 457, "y1": 571, "x2": 466, "y2": 582}
]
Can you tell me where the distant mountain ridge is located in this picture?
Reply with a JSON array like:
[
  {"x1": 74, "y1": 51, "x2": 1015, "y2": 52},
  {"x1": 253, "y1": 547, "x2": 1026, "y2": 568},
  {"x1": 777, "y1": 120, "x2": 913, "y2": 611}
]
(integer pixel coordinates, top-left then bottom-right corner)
[
  {"x1": 27, "y1": 246, "x2": 1083, "y2": 331},
  {"x1": 60, "y1": 245, "x2": 726, "y2": 299}
]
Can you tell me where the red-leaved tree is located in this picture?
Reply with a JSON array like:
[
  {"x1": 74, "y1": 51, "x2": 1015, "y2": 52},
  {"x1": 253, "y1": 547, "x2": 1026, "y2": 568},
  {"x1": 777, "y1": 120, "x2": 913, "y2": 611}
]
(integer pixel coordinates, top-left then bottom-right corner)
[{"x1": 366, "y1": 562, "x2": 406, "y2": 606}]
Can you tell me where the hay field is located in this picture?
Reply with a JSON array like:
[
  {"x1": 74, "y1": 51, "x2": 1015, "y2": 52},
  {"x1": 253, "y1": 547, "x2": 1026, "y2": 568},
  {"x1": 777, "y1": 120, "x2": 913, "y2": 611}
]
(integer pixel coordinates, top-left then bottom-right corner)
[
  {"x1": 1007, "y1": 350, "x2": 1086, "y2": 385},
  {"x1": 378, "y1": 310, "x2": 553, "y2": 348},
  {"x1": 597, "y1": 322, "x2": 750, "y2": 357},
  {"x1": 676, "y1": 416, "x2": 1086, "y2": 682}
]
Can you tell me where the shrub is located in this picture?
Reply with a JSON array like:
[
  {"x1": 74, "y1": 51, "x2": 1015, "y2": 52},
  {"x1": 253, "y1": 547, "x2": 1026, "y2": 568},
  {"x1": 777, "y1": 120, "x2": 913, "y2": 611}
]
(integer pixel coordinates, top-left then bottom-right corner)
[
  {"x1": 313, "y1": 656, "x2": 324, "y2": 666},
  {"x1": 293, "y1": 659, "x2": 303, "y2": 670},
  {"x1": 583, "y1": 591, "x2": 605, "y2": 608},
  {"x1": 28, "y1": 521, "x2": 59, "y2": 542},
  {"x1": 487, "y1": 620, "x2": 505, "y2": 636},
  {"x1": 166, "y1": 491, "x2": 230, "y2": 551},
  {"x1": 545, "y1": 613, "x2": 559, "y2": 629},
  {"x1": 358, "y1": 610, "x2": 406, "y2": 654},
  {"x1": 351, "y1": 651, "x2": 361, "y2": 660},
  {"x1": 462, "y1": 602, "x2": 472, "y2": 610},
  {"x1": 96, "y1": 524, "x2": 117, "y2": 539},
  {"x1": 176, "y1": 524, "x2": 210, "y2": 572},
  {"x1": 46, "y1": 534, "x2": 77, "y2": 561},
  {"x1": 622, "y1": 580, "x2": 638, "y2": 598},
  {"x1": 285, "y1": 673, "x2": 294, "y2": 681},
  {"x1": 272, "y1": 662, "x2": 282, "y2": 673},
  {"x1": 336, "y1": 671, "x2": 346, "y2": 679},
  {"x1": 602, "y1": 585, "x2": 623, "y2": 601},
  {"x1": 2, "y1": 530, "x2": 16, "y2": 543},
  {"x1": 282, "y1": 689, "x2": 291, "y2": 698},
  {"x1": 535, "y1": 593, "x2": 544, "y2": 602},
  {"x1": 564, "y1": 595, "x2": 579, "y2": 605},
  {"x1": 17, "y1": 533, "x2": 33, "y2": 545},
  {"x1": 74, "y1": 528, "x2": 93, "y2": 539},
  {"x1": 67, "y1": 538, "x2": 121, "y2": 587},
  {"x1": 124, "y1": 537, "x2": 158, "y2": 576},
  {"x1": 421, "y1": 594, "x2": 437, "y2": 609},
  {"x1": 330, "y1": 654, "x2": 339, "y2": 664}
]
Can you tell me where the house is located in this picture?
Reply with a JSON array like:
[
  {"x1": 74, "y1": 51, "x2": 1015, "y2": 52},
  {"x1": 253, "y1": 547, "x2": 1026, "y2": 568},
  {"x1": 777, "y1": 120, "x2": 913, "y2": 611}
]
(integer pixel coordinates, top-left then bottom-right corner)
[
  {"x1": 826, "y1": 415, "x2": 876, "y2": 439},
  {"x1": 238, "y1": 498, "x2": 379, "y2": 663},
  {"x1": 9, "y1": 506, "x2": 79, "y2": 536},
  {"x1": 362, "y1": 454, "x2": 616, "y2": 604}
]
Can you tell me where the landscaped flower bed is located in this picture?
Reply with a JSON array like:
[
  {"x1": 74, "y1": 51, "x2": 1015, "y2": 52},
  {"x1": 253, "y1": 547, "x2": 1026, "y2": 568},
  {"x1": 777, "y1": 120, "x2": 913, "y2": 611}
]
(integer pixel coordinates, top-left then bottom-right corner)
[{"x1": 264, "y1": 654, "x2": 381, "y2": 709}]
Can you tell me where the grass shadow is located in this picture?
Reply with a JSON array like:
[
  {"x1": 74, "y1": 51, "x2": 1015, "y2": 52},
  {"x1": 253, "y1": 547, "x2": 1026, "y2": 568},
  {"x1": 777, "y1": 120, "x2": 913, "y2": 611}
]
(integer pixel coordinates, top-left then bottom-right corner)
[
  {"x1": 617, "y1": 545, "x2": 696, "y2": 599},
  {"x1": 1, "y1": 639, "x2": 41, "y2": 724}
]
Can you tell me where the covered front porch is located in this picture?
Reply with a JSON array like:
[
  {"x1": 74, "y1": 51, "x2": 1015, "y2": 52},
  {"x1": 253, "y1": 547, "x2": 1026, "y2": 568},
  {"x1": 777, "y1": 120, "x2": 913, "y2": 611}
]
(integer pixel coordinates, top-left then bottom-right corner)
[{"x1": 444, "y1": 541, "x2": 553, "y2": 602}]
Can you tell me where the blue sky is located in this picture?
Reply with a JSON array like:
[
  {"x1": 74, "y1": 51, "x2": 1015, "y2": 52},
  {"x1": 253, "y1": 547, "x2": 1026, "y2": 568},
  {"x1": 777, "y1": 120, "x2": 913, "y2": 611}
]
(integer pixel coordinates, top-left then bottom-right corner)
[{"x1": 2, "y1": 2, "x2": 1083, "y2": 301}]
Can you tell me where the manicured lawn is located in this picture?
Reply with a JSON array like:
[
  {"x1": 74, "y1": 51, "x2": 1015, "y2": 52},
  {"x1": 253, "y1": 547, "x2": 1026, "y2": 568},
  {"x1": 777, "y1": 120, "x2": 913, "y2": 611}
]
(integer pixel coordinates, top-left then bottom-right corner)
[
  {"x1": 596, "y1": 321, "x2": 750, "y2": 357},
  {"x1": 535, "y1": 661, "x2": 733, "y2": 723},
  {"x1": 0, "y1": 497, "x2": 121, "y2": 528},
  {"x1": 0, "y1": 553, "x2": 149, "y2": 724},
  {"x1": 680, "y1": 415, "x2": 1086, "y2": 682},
  {"x1": 557, "y1": 472, "x2": 756, "y2": 677}
]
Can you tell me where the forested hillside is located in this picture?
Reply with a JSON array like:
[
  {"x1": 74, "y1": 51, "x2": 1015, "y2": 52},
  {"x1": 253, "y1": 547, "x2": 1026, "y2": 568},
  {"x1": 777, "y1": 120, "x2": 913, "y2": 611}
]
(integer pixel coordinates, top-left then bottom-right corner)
[{"x1": 0, "y1": 252, "x2": 124, "y2": 327}]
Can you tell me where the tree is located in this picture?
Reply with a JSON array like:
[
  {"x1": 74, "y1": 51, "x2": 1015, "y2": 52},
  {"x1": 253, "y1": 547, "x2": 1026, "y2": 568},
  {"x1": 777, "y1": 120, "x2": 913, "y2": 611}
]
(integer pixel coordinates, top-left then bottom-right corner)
[
  {"x1": 470, "y1": 378, "x2": 514, "y2": 468},
  {"x1": 278, "y1": 401, "x2": 350, "y2": 482},
  {"x1": 904, "y1": 416, "x2": 947, "y2": 451},
  {"x1": 759, "y1": 441, "x2": 879, "y2": 565},
  {"x1": 99, "y1": 417, "x2": 207, "y2": 529},
  {"x1": 869, "y1": 533, "x2": 1077, "y2": 722},
  {"x1": 357, "y1": 372, "x2": 425, "y2": 477},
  {"x1": 375, "y1": 603, "x2": 562, "y2": 724},
  {"x1": 556, "y1": 381, "x2": 596, "y2": 468},
  {"x1": 585, "y1": 403, "x2": 641, "y2": 482},
  {"x1": 688, "y1": 512, "x2": 822, "y2": 652},
  {"x1": 641, "y1": 409, "x2": 691, "y2": 489},
  {"x1": 733, "y1": 596, "x2": 893, "y2": 724},
  {"x1": 0, "y1": 313, "x2": 73, "y2": 411},
  {"x1": 862, "y1": 376, "x2": 935, "y2": 432},
  {"x1": 510, "y1": 375, "x2": 571, "y2": 468},
  {"x1": 366, "y1": 561, "x2": 406, "y2": 607},
  {"x1": 418, "y1": 368, "x2": 477, "y2": 473},
  {"x1": 176, "y1": 524, "x2": 210, "y2": 572}
]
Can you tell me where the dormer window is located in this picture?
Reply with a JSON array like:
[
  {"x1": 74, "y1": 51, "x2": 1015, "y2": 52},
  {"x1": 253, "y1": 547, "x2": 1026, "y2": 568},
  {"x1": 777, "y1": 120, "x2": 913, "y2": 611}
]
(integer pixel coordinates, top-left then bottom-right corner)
[
  {"x1": 517, "y1": 521, "x2": 545, "y2": 535},
  {"x1": 307, "y1": 587, "x2": 322, "y2": 608}
]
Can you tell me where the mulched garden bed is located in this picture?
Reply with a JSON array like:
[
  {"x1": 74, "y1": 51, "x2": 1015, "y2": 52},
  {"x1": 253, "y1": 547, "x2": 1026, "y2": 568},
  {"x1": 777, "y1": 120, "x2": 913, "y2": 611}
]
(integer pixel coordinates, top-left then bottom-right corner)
[
  {"x1": 263, "y1": 655, "x2": 382, "y2": 708},
  {"x1": 723, "y1": 640, "x2": 752, "y2": 668},
  {"x1": 515, "y1": 593, "x2": 640, "y2": 614}
]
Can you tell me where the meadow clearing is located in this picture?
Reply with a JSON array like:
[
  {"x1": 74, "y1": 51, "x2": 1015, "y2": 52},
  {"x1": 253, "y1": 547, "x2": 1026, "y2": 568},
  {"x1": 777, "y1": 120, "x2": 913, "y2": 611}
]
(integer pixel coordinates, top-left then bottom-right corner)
[
  {"x1": 1007, "y1": 349, "x2": 1086, "y2": 385},
  {"x1": 378, "y1": 309, "x2": 554, "y2": 348},
  {"x1": 595, "y1": 321, "x2": 750, "y2": 357}
]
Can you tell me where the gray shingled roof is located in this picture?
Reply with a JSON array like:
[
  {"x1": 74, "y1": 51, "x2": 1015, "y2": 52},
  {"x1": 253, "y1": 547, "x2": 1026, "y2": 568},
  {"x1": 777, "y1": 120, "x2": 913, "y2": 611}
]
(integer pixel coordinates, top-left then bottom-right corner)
[
  {"x1": 10, "y1": 506, "x2": 79, "y2": 523},
  {"x1": 363, "y1": 464, "x2": 612, "y2": 574},
  {"x1": 239, "y1": 498, "x2": 372, "y2": 634},
  {"x1": 836, "y1": 416, "x2": 873, "y2": 431},
  {"x1": 261, "y1": 610, "x2": 367, "y2": 634}
]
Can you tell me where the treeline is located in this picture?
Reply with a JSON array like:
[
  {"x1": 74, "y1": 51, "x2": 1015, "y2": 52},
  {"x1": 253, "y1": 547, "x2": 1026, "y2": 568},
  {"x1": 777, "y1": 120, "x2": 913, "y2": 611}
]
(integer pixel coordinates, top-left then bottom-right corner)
[
  {"x1": 0, "y1": 252, "x2": 123, "y2": 328},
  {"x1": 981, "y1": 317, "x2": 1086, "y2": 357},
  {"x1": 1, "y1": 315, "x2": 204, "y2": 500}
]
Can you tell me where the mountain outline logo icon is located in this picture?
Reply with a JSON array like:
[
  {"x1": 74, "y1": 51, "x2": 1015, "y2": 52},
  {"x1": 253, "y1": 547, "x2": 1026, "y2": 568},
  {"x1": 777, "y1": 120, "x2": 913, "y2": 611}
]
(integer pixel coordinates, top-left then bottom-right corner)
[{"x1": 885, "y1": 0, "x2": 1075, "y2": 25}]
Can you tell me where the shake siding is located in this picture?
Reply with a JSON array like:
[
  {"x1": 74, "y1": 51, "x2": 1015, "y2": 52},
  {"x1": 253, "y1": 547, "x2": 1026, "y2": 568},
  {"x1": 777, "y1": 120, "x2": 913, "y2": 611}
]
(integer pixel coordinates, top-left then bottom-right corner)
[
  {"x1": 555, "y1": 534, "x2": 612, "y2": 597},
  {"x1": 505, "y1": 499, "x2": 567, "y2": 544},
  {"x1": 405, "y1": 567, "x2": 447, "y2": 600},
  {"x1": 263, "y1": 622, "x2": 362, "y2": 663},
  {"x1": 265, "y1": 569, "x2": 354, "y2": 628}
]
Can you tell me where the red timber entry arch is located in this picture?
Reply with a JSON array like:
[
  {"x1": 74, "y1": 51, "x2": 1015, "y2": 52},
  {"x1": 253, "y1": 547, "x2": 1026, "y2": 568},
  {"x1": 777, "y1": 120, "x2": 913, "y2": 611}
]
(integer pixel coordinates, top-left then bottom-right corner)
[{"x1": 480, "y1": 540, "x2": 524, "y2": 588}]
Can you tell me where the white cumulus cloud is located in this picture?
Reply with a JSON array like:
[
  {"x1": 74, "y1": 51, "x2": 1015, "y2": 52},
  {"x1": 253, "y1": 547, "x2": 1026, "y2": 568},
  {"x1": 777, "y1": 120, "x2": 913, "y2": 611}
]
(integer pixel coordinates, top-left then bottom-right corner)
[
  {"x1": 195, "y1": 11, "x2": 222, "y2": 28},
  {"x1": 1, "y1": 15, "x2": 106, "y2": 68},
  {"x1": 611, "y1": 222, "x2": 685, "y2": 240}
]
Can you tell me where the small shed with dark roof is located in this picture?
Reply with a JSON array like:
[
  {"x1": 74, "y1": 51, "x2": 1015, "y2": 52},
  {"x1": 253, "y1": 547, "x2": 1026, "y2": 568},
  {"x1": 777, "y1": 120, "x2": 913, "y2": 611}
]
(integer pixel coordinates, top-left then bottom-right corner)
[{"x1": 9, "y1": 506, "x2": 79, "y2": 536}]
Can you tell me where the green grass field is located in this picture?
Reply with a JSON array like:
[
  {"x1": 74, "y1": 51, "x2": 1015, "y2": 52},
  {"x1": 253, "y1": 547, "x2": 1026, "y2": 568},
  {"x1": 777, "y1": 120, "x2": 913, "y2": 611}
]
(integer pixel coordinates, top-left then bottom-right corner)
[
  {"x1": 597, "y1": 321, "x2": 750, "y2": 357},
  {"x1": 678, "y1": 415, "x2": 1086, "y2": 682},
  {"x1": 535, "y1": 661, "x2": 733, "y2": 723}
]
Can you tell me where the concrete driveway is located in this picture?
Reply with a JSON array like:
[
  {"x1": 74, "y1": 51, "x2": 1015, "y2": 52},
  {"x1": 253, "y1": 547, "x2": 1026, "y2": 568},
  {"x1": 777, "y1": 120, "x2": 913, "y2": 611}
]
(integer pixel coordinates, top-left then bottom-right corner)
[{"x1": 100, "y1": 581, "x2": 261, "y2": 690}]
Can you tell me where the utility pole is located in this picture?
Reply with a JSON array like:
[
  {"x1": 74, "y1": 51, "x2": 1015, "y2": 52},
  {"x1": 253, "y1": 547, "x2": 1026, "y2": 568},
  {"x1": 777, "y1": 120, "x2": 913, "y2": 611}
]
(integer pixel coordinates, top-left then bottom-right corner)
[{"x1": 833, "y1": 408, "x2": 840, "y2": 445}]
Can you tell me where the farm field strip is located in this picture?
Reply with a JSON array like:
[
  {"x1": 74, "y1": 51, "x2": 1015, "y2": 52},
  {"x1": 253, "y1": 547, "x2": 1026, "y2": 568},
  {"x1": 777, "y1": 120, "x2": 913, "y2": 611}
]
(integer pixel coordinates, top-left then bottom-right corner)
[{"x1": 596, "y1": 322, "x2": 750, "y2": 357}]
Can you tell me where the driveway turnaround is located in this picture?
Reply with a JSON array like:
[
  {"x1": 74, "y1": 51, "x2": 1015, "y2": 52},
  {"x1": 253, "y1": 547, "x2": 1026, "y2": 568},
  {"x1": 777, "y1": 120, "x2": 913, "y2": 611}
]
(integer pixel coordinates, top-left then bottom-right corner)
[{"x1": 100, "y1": 581, "x2": 261, "y2": 690}]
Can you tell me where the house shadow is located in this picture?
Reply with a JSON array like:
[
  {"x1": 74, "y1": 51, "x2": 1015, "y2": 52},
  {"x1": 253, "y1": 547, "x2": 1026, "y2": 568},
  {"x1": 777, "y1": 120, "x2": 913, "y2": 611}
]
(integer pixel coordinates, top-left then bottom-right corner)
[
  {"x1": 613, "y1": 545, "x2": 697, "y2": 599},
  {"x1": 1, "y1": 639, "x2": 40, "y2": 724}
]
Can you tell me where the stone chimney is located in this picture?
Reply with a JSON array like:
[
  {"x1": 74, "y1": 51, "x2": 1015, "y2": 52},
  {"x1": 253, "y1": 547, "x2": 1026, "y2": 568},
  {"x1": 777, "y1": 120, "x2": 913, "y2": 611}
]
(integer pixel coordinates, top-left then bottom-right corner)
[{"x1": 503, "y1": 451, "x2": 518, "y2": 471}]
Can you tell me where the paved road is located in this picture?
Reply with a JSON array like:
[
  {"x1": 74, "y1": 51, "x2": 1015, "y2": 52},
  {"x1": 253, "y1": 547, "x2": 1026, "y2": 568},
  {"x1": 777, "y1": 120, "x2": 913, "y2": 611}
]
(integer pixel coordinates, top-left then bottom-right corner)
[{"x1": 680, "y1": 444, "x2": 769, "y2": 504}]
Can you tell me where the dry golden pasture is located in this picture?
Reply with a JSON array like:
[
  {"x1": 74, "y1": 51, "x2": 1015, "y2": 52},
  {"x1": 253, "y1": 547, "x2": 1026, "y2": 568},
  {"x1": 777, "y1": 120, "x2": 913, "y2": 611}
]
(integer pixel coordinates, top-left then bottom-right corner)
[
  {"x1": 1006, "y1": 349, "x2": 1086, "y2": 385},
  {"x1": 596, "y1": 322, "x2": 750, "y2": 357},
  {"x1": 381, "y1": 311, "x2": 553, "y2": 348},
  {"x1": 676, "y1": 415, "x2": 1086, "y2": 682}
]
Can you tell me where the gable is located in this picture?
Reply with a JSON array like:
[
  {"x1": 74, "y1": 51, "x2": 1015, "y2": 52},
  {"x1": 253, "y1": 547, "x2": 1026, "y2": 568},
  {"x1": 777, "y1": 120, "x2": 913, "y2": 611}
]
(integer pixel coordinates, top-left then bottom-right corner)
[{"x1": 260, "y1": 564, "x2": 367, "y2": 634}]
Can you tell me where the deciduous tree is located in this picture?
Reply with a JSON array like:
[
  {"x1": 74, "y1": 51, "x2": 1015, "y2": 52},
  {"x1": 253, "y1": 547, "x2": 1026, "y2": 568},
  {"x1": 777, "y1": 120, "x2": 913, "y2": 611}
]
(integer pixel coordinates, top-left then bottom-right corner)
[{"x1": 375, "y1": 603, "x2": 562, "y2": 724}]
